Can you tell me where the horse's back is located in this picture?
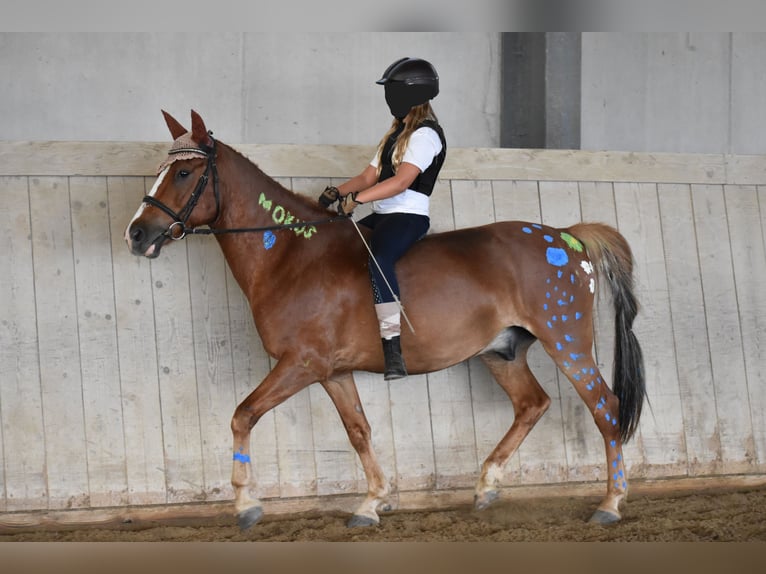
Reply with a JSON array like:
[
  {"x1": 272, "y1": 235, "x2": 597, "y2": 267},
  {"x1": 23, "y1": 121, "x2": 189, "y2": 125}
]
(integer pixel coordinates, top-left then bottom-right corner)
[{"x1": 401, "y1": 220, "x2": 571, "y2": 285}]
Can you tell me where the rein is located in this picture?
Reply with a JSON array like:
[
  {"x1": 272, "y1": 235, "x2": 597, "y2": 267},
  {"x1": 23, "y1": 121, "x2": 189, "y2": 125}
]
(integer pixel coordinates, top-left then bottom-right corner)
[
  {"x1": 185, "y1": 216, "x2": 349, "y2": 237},
  {"x1": 142, "y1": 134, "x2": 346, "y2": 241}
]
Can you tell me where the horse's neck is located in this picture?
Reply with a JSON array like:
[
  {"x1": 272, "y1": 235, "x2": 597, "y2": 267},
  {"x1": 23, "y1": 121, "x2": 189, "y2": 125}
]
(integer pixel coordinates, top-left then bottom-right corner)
[
  {"x1": 219, "y1": 145, "x2": 324, "y2": 227},
  {"x1": 212, "y1": 145, "x2": 330, "y2": 306}
]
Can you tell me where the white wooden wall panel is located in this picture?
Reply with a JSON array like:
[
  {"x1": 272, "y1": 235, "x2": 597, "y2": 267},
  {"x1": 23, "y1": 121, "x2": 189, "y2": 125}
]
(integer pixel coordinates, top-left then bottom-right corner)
[
  {"x1": 273, "y1": 389, "x2": 317, "y2": 498},
  {"x1": 759, "y1": 183, "x2": 766, "y2": 467},
  {"x1": 723, "y1": 185, "x2": 765, "y2": 471},
  {"x1": 150, "y1": 241, "x2": 207, "y2": 502},
  {"x1": 692, "y1": 184, "x2": 755, "y2": 474},
  {"x1": 428, "y1": 363, "x2": 478, "y2": 489},
  {"x1": 1, "y1": 143, "x2": 764, "y2": 521},
  {"x1": 614, "y1": 183, "x2": 687, "y2": 477},
  {"x1": 388, "y1": 374, "x2": 436, "y2": 492},
  {"x1": 657, "y1": 184, "x2": 719, "y2": 476},
  {"x1": 187, "y1": 235, "x2": 240, "y2": 501},
  {"x1": 426, "y1": 180, "x2": 456, "y2": 234},
  {"x1": 107, "y1": 176, "x2": 168, "y2": 506},
  {"x1": 0, "y1": 177, "x2": 48, "y2": 511},
  {"x1": 309, "y1": 384, "x2": 362, "y2": 497},
  {"x1": 70, "y1": 177, "x2": 128, "y2": 507},
  {"x1": 29, "y1": 177, "x2": 92, "y2": 509}
]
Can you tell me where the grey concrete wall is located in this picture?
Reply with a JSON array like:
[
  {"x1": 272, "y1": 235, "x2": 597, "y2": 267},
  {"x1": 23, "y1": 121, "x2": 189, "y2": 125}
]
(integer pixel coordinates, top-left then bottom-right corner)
[
  {"x1": 581, "y1": 32, "x2": 766, "y2": 154},
  {"x1": 4, "y1": 33, "x2": 765, "y2": 155},
  {"x1": 0, "y1": 33, "x2": 500, "y2": 148}
]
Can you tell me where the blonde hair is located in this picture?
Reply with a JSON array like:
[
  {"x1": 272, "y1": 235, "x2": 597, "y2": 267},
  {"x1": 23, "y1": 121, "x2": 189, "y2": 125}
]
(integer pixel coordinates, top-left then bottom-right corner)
[{"x1": 375, "y1": 102, "x2": 438, "y2": 177}]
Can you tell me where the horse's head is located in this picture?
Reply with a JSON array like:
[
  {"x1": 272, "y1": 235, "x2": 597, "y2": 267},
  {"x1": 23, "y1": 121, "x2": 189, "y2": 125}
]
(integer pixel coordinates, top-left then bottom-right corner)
[{"x1": 125, "y1": 110, "x2": 220, "y2": 258}]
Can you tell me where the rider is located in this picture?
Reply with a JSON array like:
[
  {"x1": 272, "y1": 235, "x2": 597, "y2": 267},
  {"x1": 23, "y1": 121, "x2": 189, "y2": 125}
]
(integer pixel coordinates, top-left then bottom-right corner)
[{"x1": 318, "y1": 57, "x2": 447, "y2": 380}]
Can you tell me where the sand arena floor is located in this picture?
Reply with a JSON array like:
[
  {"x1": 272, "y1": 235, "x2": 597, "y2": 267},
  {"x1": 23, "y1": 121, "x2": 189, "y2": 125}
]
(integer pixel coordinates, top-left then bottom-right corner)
[{"x1": 2, "y1": 485, "x2": 765, "y2": 542}]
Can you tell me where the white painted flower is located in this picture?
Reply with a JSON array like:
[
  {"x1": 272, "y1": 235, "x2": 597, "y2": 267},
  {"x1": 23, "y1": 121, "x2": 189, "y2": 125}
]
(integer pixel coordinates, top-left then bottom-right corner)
[
  {"x1": 589, "y1": 278, "x2": 596, "y2": 293},
  {"x1": 580, "y1": 260, "x2": 594, "y2": 275}
]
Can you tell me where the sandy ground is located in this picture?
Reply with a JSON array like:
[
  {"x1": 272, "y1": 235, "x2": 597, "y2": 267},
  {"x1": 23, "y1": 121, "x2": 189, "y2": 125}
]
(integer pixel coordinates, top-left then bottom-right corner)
[{"x1": 2, "y1": 485, "x2": 765, "y2": 542}]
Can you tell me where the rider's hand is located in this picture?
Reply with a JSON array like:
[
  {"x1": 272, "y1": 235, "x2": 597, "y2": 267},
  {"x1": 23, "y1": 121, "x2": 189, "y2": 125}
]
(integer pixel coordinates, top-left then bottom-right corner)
[
  {"x1": 318, "y1": 185, "x2": 340, "y2": 208},
  {"x1": 337, "y1": 192, "x2": 363, "y2": 216}
]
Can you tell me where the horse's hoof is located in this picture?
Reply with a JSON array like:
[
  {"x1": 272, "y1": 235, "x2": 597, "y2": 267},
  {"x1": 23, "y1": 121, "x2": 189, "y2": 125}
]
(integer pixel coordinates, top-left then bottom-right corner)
[
  {"x1": 347, "y1": 514, "x2": 379, "y2": 528},
  {"x1": 474, "y1": 490, "x2": 500, "y2": 511},
  {"x1": 237, "y1": 506, "x2": 264, "y2": 531},
  {"x1": 588, "y1": 509, "x2": 621, "y2": 525}
]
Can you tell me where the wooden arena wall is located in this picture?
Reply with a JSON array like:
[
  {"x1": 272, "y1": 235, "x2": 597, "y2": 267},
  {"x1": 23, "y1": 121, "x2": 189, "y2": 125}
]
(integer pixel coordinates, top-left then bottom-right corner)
[{"x1": 1, "y1": 141, "x2": 764, "y2": 520}]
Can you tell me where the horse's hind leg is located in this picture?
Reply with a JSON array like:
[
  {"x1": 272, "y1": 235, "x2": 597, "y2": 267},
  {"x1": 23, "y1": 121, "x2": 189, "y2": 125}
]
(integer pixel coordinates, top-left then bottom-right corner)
[
  {"x1": 474, "y1": 349, "x2": 551, "y2": 510},
  {"x1": 320, "y1": 373, "x2": 390, "y2": 527},
  {"x1": 545, "y1": 342, "x2": 627, "y2": 524}
]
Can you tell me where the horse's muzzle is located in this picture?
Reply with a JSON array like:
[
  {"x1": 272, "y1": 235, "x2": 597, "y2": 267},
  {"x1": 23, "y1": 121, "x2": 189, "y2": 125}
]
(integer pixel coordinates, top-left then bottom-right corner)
[{"x1": 126, "y1": 222, "x2": 166, "y2": 258}]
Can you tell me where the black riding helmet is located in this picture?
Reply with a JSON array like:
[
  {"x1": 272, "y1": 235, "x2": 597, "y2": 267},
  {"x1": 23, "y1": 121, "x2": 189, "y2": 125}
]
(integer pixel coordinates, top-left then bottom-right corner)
[{"x1": 376, "y1": 57, "x2": 439, "y2": 118}]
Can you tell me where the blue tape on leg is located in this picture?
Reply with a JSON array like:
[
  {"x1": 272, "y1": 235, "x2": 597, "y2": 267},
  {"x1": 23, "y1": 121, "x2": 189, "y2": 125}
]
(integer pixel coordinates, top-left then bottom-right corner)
[{"x1": 233, "y1": 452, "x2": 251, "y2": 463}]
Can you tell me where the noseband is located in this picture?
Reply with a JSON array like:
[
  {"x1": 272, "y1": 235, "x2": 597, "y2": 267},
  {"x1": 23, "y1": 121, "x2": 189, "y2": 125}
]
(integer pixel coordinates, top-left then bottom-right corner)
[{"x1": 141, "y1": 133, "x2": 220, "y2": 240}]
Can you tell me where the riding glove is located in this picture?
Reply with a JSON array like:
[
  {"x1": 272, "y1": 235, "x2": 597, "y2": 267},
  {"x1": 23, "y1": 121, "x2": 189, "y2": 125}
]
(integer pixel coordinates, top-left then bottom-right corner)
[
  {"x1": 338, "y1": 192, "x2": 363, "y2": 216},
  {"x1": 318, "y1": 185, "x2": 340, "y2": 208}
]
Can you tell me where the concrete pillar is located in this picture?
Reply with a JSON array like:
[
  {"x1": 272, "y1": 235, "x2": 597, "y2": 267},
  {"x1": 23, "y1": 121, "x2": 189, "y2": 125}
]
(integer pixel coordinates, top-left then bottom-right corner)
[
  {"x1": 545, "y1": 32, "x2": 581, "y2": 149},
  {"x1": 500, "y1": 32, "x2": 581, "y2": 150}
]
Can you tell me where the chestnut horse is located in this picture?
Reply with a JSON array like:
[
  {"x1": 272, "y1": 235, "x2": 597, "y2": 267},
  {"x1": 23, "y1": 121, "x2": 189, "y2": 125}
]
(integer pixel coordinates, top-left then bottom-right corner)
[{"x1": 125, "y1": 110, "x2": 646, "y2": 530}]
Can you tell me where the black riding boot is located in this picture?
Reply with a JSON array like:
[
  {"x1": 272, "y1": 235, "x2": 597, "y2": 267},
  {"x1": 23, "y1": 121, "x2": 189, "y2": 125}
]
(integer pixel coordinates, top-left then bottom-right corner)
[{"x1": 381, "y1": 336, "x2": 408, "y2": 381}]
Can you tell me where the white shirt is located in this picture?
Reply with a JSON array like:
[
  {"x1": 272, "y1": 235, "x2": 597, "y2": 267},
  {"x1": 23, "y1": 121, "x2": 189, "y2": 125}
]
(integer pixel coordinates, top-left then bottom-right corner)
[{"x1": 368, "y1": 126, "x2": 443, "y2": 216}]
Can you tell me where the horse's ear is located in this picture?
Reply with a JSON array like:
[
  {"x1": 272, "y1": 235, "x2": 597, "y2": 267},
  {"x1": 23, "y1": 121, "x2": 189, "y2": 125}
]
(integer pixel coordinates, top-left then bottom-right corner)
[
  {"x1": 162, "y1": 110, "x2": 188, "y2": 139},
  {"x1": 190, "y1": 110, "x2": 214, "y2": 148}
]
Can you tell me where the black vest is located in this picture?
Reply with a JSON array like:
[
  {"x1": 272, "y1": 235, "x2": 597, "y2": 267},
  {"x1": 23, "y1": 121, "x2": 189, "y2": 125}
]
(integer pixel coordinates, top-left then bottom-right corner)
[{"x1": 378, "y1": 119, "x2": 447, "y2": 196}]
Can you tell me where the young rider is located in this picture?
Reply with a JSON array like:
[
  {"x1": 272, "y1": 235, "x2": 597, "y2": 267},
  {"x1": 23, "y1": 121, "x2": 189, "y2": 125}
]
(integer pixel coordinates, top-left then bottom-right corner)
[{"x1": 319, "y1": 57, "x2": 447, "y2": 380}]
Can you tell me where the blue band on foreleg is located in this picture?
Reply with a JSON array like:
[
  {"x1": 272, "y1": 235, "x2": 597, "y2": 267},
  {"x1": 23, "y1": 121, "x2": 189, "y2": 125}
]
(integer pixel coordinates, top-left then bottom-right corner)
[{"x1": 233, "y1": 452, "x2": 251, "y2": 463}]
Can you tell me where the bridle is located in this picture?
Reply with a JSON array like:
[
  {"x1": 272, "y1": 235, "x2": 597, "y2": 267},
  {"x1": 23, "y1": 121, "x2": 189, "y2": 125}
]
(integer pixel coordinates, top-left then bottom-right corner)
[
  {"x1": 141, "y1": 133, "x2": 346, "y2": 241},
  {"x1": 141, "y1": 132, "x2": 220, "y2": 241}
]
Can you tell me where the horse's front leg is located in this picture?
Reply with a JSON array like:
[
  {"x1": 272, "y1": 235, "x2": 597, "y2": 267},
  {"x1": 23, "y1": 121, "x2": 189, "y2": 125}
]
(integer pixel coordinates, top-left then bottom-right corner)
[
  {"x1": 230, "y1": 355, "x2": 318, "y2": 530},
  {"x1": 321, "y1": 373, "x2": 391, "y2": 527}
]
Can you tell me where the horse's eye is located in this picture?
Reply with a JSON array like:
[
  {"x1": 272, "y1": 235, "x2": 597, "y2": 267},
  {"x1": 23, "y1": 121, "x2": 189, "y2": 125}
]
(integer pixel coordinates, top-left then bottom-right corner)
[{"x1": 177, "y1": 170, "x2": 190, "y2": 179}]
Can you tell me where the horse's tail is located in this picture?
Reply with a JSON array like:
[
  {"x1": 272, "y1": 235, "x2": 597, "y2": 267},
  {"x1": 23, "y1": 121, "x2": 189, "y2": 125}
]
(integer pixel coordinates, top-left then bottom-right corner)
[{"x1": 568, "y1": 222, "x2": 646, "y2": 443}]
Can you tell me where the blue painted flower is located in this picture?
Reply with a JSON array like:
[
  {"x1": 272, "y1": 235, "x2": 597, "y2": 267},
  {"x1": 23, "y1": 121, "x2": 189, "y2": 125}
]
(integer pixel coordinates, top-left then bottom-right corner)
[{"x1": 546, "y1": 247, "x2": 569, "y2": 267}]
